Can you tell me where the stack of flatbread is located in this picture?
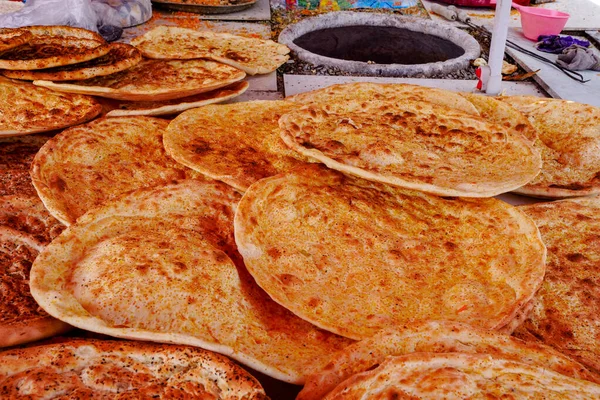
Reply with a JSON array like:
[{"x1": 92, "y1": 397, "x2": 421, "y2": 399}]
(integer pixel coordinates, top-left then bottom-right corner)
[
  {"x1": 3, "y1": 80, "x2": 600, "y2": 398},
  {"x1": 1, "y1": 24, "x2": 294, "y2": 119}
]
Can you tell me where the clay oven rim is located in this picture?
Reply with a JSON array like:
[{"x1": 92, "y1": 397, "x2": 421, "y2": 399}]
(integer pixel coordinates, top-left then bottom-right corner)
[{"x1": 278, "y1": 12, "x2": 482, "y2": 77}]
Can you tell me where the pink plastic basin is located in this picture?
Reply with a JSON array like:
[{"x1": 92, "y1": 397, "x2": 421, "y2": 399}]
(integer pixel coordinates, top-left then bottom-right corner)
[{"x1": 520, "y1": 7, "x2": 570, "y2": 40}]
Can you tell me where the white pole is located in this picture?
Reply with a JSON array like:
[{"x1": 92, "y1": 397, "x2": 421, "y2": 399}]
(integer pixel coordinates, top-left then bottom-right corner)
[{"x1": 486, "y1": 0, "x2": 512, "y2": 95}]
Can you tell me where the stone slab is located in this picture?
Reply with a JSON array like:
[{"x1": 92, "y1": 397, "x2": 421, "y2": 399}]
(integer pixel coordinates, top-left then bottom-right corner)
[
  {"x1": 422, "y1": 0, "x2": 600, "y2": 31},
  {"x1": 506, "y1": 28, "x2": 600, "y2": 106},
  {"x1": 230, "y1": 90, "x2": 284, "y2": 102},
  {"x1": 246, "y1": 71, "x2": 278, "y2": 91},
  {"x1": 283, "y1": 74, "x2": 546, "y2": 96}
]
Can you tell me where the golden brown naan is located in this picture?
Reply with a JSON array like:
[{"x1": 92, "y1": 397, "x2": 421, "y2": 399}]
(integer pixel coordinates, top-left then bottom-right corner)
[
  {"x1": 3, "y1": 43, "x2": 142, "y2": 81},
  {"x1": 323, "y1": 353, "x2": 600, "y2": 399},
  {"x1": 0, "y1": 77, "x2": 101, "y2": 137},
  {"x1": 18, "y1": 25, "x2": 105, "y2": 41},
  {"x1": 0, "y1": 28, "x2": 32, "y2": 53},
  {"x1": 0, "y1": 338, "x2": 268, "y2": 399},
  {"x1": 498, "y1": 96, "x2": 600, "y2": 198},
  {"x1": 0, "y1": 135, "x2": 51, "y2": 195},
  {"x1": 0, "y1": 37, "x2": 111, "y2": 70},
  {"x1": 165, "y1": 101, "x2": 310, "y2": 192},
  {"x1": 234, "y1": 165, "x2": 546, "y2": 340},
  {"x1": 287, "y1": 82, "x2": 480, "y2": 116},
  {"x1": 515, "y1": 197, "x2": 600, "y2": 374},
  {"x1": 459, "y1": 92, "x2": 538, "y2": 143},
  {"x1": 0, "y1": 226, "x2": 71, "y2": 347},
  {"x1": 131, "y1": 26, "x2": 289, "y2": 75},
  {"x1": 298, "y1": 320, "x2": 600, "y2": 400},
  {"x1": 30, "y1": 116, "x2": 204, "y2": 225},
  {"x1": 34, "y1": 59, "x2": 246, "y2": 101},
  {"x1": 30, "y1": 180, "x2": 353, "y2": 384},
  {"x1": 279, "y1": 101, "x2": 541, "y2": 197},
  {"x1": 0, "y1": 195, "x2": 64, "y2": 245},
  {"x1": 104, "y1": 81, "x2": 249, "y2": 117}
]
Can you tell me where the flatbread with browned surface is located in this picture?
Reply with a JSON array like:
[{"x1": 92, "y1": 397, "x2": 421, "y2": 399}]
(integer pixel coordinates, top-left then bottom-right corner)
[
  {"x1": 0, "y1": 195, "x2": 64, "y2": 245},
  {"x1": 298, "y1": 320, "x2": 600, "y2": 400},
  {"x1": 30, "y1": 180, "x2": 353, "y2": 384},
  {"x1": 498, "y1": 96, "x2": 600, "y2": 198},
  {"x1": 0, "y1": 135, "x2": 51, "y2": 195},
  {"x1": 287, "y1": 82, "x2": 480, "y2": 116},
  {"x1": 0, "y1": 28, "x2": 32, "y2": 53},
  {"x1": 34, "y1": 58, "x2": 246, "y2": 101},
  {"x1": 0, "y1": 227, "x2": 71, "y2": 347},
  {"x1": 104, "y1": 80, "x2": 249, "y2": 117},
  {"x1": 18, "y1": 25, "x2": 105, "y2": 41},
  {"x1": 131, "y1": 26, "x2": 289, "y2": 75},
  {"x1": 165, "y1": 101, "x2": 310, "y2": 191},
  {"x1": 279, "y1": 101, "x2": 541, "y2": 197},
  {"x1": 0, "y1": 338, "x2": 267, "y2": 399},
  {"x1": 2, "y1": 43, "x2": 142, "y2": 81},
  {"x1": 235, "y1": 165, "x2": 546, "y2": 340},
  {"x1": 459, "y1": 92, "x2": 538, "y2": 143},
  {"x1": 514, "y1": 197, "x2": 600, "y2": 374},
  {"x1": 0, "y1": 37, "x2": 111, "y2": 70},
  {"x1": 323, "y1": 352, "x2": 600, "y2": 399},
  {"x1": 30, "y1": 116, "x2": 204, "y2": 225},
  {"x1": 0, "y1": 77, "x2": 101, "y2": 137}
]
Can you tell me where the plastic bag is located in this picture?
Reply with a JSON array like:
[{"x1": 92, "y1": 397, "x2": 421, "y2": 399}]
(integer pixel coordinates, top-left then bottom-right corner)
[
  {"x1": 92, "y1": 0, "x2": 152, "y2": 28},
  {"x1": 0, "y1": 0, "x2": 99, "y2": 31}
]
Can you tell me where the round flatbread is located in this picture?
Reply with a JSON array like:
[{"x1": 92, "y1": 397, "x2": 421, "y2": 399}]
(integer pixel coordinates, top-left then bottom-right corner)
[
  {"x1": 131, "y1": 26, "x2": 290, "y2": 75},
  {"x1": 2, "y1": 43, "x2": 142, "y2": 81},
  {"x1": 514, "y1": 197, "x2": 600, "y2": 373},
  {"x1": 0, "y1": 77, "x2": 101, "y2": 137},
  {"x1": 0, "y1": 338, "x2": 268, "y2": 399},
  {"x1": 234, "y1": 165, "x2": 547, "y2": 340},
  {"x1": 0, "y1": 226, "x2": 71, "y2": 348},
  {"x1": 30, "y1": 116, "x2": 205, "y2": 225},
  {"x1": 298, "y1": 320, "x2": 600, "y2": 400},
  {"x1": 19, "y1": 25, "x2": 105, "y2": 41},
  {"x1": 323, "y1": 353, "x2": 600, "y2": 399},
  {"x1": 0, "y1": 28, "x2": 33, "y2": 53},
  {"x1": 30, "y1": 180, "x2": 353, "y2": 384},
  {"x1": 0, "y1": 37, "x2": 111, "y2": 70},
  {"x1": 287, "y1": 82, "x2": 480, "y2": 116},
  {"x1": 0, "y1": 195, "x2": 64, "y2": 245},
  {"x1": 104, "y1": 80, "x2": 249, "y2": 117},
  {"x1": 497, "y1": 96, "x2": 600, "y2": 198},
  {"x1": 34, "y1": 59, "x2": 246, "y2": 101},
  {"x1": 0, "y1": 135, "x2": 51, "y2": 195},
  {"x1": 459, "y1": 92, "x2": 538, "y2": 143},
  {"x1": 165, "y1": 101, "x2": 311, "y2": 192},
  {"x1": 279, "y1": 100, "x2": 541, "y2": 198}
]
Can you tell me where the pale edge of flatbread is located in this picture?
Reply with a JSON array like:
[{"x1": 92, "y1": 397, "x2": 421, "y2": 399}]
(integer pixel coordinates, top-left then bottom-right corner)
[
  {"x1": 105, "y1": 81, "x2": 249, "y2": 117},
  {"x1": 32, "y1": 75, "x2": 246, "y2": 102}
]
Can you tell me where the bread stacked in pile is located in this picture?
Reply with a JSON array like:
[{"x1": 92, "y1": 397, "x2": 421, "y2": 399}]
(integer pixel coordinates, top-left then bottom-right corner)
[{"x1": 1, "y1": 25, "x2": 600, "y2": 398}]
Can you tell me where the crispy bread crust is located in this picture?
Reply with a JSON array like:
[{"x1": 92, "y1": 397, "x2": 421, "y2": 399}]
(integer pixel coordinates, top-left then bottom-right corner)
[
  {"x1": 0, "y1": 77, "x2": 101, "y2": 136},
  {"x1": 33, "y1": 59, "x2": 246, "y2": 101},
  {"x1": 497, "y1": 96, "x2": 600, "y2": 198},
  {"x1": 0, "y1": 338, "x2": 268, "y2": 399},
  {"x1": 3, "y1": 43, "x2": 142, "y2": 81},
  {"x1": 131, "y1": 26, "x2": 289, "y2": 75},
  {"x1": 0, "y1": 38, "x2": 111, "y2": 70},
  {"x1": 164, "y1": 100, "x2": 310, "y2": 191},
  {"x1": 515, "y1": 197, "x2": 600, "y2": 373},
  {"x1": 234, "y1": 165, "x2": 547, "y2": 340},
  {"x1": 298, "y1": 320, "x2": 600, "y2": 400},
  {"x1": 278, "y1": 102, "x2": 541, "y2": 197},
  {"x1": 104, "y1": 81, "x2": 249, "y2": 117}
]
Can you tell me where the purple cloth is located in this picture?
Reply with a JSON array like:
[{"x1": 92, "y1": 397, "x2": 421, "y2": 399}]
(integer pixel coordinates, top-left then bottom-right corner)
[{"x1": 536, "y1": 35, "x2": 590, "y2": 54}]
